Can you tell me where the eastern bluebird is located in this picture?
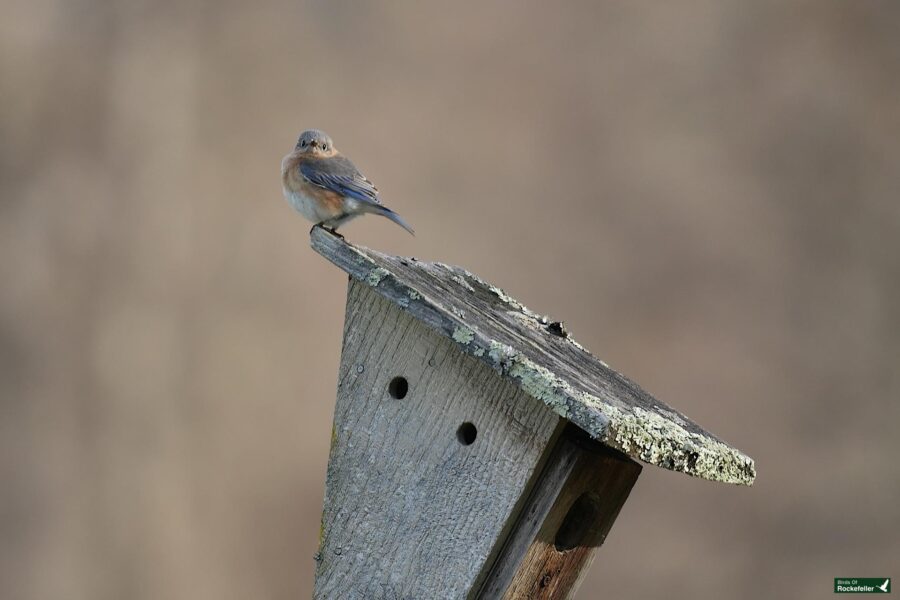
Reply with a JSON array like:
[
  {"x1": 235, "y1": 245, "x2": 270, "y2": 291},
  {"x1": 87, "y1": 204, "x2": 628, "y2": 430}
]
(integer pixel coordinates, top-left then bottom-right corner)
[{"x1": 281, "y1": 129, "x2": 414, "y2": 236}]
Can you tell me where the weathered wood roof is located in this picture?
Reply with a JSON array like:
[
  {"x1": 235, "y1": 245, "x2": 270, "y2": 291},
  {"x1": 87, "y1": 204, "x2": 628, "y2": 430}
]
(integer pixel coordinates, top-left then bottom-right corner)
[{"x1": 311, "y1": 228, "x2": 756, "y2": 485}]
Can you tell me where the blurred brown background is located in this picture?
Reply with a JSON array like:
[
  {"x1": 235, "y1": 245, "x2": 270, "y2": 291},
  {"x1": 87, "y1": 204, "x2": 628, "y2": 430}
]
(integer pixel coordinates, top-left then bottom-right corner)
[{"x1": 1, "y1": 1, "x2": 898, "y2": 598}]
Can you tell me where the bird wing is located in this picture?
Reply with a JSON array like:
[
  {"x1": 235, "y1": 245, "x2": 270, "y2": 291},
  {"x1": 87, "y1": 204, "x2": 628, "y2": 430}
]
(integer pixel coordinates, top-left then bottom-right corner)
[{"x1": 298, "y1": 155, "x2": 381, "y2": 205}]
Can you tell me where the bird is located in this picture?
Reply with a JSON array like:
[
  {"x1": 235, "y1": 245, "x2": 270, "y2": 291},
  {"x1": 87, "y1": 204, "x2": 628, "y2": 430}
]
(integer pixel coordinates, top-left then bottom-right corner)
[
  {"x1": 878, "y1": 580, "x2": 890, "y2": 593},
  {"x1": 281, "y1": 129, "x2": 414, "y2": 236}
]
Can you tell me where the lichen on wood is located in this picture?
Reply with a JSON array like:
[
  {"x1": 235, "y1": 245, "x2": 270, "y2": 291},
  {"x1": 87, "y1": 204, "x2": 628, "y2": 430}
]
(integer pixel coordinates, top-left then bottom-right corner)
[
  {"x1": 365, "y1": 266, "x2": 390, "y2": 287},
  {"x1": 452, "y1": 326, "x2": 475, "y2": 345}
]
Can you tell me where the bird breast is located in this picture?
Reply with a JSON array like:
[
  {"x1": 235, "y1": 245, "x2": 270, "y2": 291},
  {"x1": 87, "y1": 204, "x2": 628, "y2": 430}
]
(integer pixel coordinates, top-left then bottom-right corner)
[{"x1": 281, "y1": 155, "x2": 349, "y2": 223}]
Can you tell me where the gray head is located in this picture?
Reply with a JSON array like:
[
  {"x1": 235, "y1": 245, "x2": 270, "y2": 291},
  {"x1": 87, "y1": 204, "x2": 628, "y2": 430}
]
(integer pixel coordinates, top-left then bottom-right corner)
[{"x1": 295, "y1": 129, "x2": 335, "y2": 154}]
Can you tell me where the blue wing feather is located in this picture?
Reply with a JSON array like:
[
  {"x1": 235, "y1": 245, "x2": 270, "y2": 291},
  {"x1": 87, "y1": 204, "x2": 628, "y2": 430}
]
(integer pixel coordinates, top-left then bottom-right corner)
[{"x1": 298, "y1": 156, "x2": 381, "y2": 206}]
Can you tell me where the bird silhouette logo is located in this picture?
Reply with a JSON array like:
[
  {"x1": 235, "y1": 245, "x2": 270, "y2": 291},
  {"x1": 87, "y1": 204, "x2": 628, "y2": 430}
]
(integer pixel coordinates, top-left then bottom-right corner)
[{"x1": 877, "y1": 579, "x2": 890, "y2": 593}]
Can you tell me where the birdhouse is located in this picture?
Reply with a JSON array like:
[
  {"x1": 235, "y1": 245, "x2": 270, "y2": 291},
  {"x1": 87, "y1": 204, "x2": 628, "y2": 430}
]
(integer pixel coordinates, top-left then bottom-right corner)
[{"x1": 309, "y1": 228, "x2": 755, "y2": 599}]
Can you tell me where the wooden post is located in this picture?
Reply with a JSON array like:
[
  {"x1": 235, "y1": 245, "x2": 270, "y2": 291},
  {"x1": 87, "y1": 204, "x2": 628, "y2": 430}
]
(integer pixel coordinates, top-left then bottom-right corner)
[{"x1": 308, "y1": 228, "x2": 755, "y2": 599}]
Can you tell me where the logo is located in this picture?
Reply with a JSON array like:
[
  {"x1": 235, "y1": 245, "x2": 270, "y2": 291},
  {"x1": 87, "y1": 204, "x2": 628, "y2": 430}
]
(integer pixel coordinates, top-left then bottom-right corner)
[{"x1": 835, "y1": 578, "x2": 891, "y2": 594}]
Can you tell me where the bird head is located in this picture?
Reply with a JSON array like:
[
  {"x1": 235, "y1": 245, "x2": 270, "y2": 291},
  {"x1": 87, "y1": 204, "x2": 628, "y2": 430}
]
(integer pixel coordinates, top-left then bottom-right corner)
[{"x1": 295, "y1": 129, "x2": 335, "y2": 156}]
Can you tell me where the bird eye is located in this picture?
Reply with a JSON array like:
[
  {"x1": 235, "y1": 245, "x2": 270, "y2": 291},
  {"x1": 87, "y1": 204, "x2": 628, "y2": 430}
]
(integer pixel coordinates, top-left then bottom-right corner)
[{"x1": 300, "y1": 141, "x2": 307, "y2": 147}]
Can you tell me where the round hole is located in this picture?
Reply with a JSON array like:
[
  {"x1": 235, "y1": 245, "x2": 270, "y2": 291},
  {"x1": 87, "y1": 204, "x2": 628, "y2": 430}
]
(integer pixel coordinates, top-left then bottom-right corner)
[
  {"x1": 388, "y1": 376, "x2": 408, "y2": 399},
  {"x1": 457, "y1": 422, "x2": 477, "y2": 445},
  {"x1": 554, "y1": 492, "x2": 603, "y2": 551}
]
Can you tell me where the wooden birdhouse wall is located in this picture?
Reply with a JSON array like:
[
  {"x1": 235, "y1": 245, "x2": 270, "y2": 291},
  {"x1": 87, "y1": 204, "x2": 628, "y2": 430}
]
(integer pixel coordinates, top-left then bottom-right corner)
[{"x1": 315, "y1": 280, "x2": 562, "y2": 598}]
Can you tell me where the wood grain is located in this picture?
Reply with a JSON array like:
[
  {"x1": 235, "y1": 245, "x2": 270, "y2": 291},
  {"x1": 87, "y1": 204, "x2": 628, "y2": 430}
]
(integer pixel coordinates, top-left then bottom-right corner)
[{"x1": 314, "y1": 280, "x2": 563, "y2": 599}]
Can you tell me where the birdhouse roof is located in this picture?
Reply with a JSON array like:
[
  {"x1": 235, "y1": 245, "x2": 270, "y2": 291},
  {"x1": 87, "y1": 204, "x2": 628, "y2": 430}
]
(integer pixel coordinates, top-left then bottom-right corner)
[{"x1": 311, "y1": 228, "x2": 755, "y2": 485}]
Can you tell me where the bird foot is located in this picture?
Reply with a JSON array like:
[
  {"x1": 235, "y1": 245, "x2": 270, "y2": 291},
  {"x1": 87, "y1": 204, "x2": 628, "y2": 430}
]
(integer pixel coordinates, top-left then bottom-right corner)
[{"x1": 312, "y1": 223, "x2": 344, "y2": 239}]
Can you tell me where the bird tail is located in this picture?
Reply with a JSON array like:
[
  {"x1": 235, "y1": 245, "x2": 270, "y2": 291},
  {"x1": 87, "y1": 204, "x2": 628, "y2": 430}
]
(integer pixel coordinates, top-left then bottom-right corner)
[{"x1": 365, "y1": 204, "x2": 415, "y2": 236}]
